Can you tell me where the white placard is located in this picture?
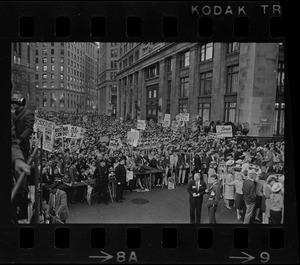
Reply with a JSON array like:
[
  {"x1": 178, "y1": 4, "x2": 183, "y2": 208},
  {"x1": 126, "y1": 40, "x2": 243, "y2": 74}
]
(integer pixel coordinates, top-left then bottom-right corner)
[
  {"x1": 216, "y1": 125, "x2": 233, "y2": 138},
  {"x1": 137, "y1": 120, "x2": 146, "y2": 130}
]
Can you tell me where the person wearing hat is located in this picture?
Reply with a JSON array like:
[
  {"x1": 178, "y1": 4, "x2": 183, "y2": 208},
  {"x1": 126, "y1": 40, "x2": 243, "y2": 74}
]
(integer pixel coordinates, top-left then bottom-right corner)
[
  {"x1": 114, "y1": 156, "x2": 127, "y2": 202},
  {"x1": 269, "y1": 182, "x2": 284, "y2": 224},
  {"x1": 242, "y1": 170, "x2": 257, "y2": 224},
  {"x1": 46, "y1": 182, "x2": 69, "y2": 224}
]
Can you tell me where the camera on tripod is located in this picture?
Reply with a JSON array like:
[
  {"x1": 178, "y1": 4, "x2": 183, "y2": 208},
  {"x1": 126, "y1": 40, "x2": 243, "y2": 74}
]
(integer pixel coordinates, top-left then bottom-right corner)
[{"x1": 11, "y1": 98, "x2": 26, "y2": 106}]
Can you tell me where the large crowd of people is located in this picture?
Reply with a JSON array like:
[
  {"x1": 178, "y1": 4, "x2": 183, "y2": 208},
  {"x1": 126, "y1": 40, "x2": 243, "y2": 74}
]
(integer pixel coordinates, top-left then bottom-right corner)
[{"x1": 17, "y1": 109, "x2": 285, "y2": 224}]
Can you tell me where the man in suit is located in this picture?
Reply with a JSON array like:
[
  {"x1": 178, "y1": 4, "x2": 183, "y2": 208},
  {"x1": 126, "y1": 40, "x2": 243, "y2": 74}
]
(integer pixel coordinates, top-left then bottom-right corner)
[
  {"x1": 206, "y1": 174, "x2": 221, "y2": 224},
  {"x1": 187, "y1": 173, "x2": 207, "y2": 224},
  {"x1": 94, "y1": 159, "x2": 109, "y2": 204},
  {"x1": 46, "y1": 183, "x2": 69, "y2": 224},
  {"x1": 12, "y1": 93, "x2": 35, "y2": 161},
  {"x1": 115, "y1": 156, "x2": 127, "y2": 203}
]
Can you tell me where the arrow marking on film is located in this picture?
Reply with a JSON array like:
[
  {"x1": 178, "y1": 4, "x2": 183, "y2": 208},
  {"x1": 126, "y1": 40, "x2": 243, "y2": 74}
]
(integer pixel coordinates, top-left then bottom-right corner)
[
  {"x1": 229, "y1": 252, "x2": 255, "y2": 263},
  {"x1": 89, "y1": 251, "x2": 114, "y2": 262}
]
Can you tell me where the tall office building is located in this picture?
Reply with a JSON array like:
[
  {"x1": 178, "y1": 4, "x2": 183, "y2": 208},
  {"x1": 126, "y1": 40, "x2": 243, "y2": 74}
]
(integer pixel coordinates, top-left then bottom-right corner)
[
  {"x1": 11, "y1": 42, "x2": 35, "y2": 110},
  {"x1": 34, "y1": 42, "x2": 98, "y2": 113},
  {"x1": 117, "y1": 42, "x2": 285, "y2": 138},
  {"x1": 97, "y1": 42, "x2": 119, "y2": 116}
]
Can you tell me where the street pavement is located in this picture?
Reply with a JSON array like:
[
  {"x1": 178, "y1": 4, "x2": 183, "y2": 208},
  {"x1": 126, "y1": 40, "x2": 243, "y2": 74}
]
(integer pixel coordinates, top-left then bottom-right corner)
[{"x1": 67, "y1": 185, "x2": 244, "y2": 224}]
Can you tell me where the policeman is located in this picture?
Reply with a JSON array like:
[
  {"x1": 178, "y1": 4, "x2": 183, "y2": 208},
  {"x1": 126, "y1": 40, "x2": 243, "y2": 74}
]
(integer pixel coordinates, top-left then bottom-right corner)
[
  {"x1": 94, "y1": 159, "x2": 109, "y2": 204},
  {"x1": 115, "y1": 156, "x2": 127, "y2": 203}
]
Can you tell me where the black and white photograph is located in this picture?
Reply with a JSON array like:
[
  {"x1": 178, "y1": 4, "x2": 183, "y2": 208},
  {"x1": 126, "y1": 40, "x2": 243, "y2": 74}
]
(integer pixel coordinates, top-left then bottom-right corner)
[{"x1": 11, "y1": 42, "x2": 285, "y2": 225}]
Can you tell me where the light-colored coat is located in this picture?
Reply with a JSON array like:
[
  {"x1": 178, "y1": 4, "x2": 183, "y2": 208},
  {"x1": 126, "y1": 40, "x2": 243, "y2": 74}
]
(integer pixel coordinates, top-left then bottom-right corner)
[{"x1": 46, "y1": 189, "x2": 69, "y2": 221}]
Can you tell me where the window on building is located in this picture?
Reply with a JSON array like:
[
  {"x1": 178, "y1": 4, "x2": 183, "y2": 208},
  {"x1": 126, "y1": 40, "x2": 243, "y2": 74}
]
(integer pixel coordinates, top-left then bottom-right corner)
[
  {"x1": 59, "y1": 93, "x2": 65, "y2": 108},
  {"x1": 179, "y1": 51, "x2": 190, "y2": 69},
  {"x1": 166, "y1": 103, "x2": 171, "y2": 114},
  {"x1": 51, "y1": 65, "x2": 54, "y2": 71},
  {"x1": 60, "y1": 58, "x2": 64, "y2": 63},
  {"x1": 274, "y1": 102, "x2": 285, "y2": 135},
  {"x1": 42, "y1": 82, "x2": 47, "y2": 88},
  {"x1": 61, "y1": 49, "x2": 64, "y2": 55},
  {"x1": 60, "y1": 74, "x2": 63, "y2": 80},
  {"x1": 129, "y1": 55, "x2": 133, "y2": 65},
  {"x1": 42, "y1": 74, "x2": 47, "y2": 80},
  {"x1": 51, "y1": 82, "x2": 54, "y2": 88},
  {"x1": 129, "y1": 75, "x2": 133, "y2": 85},
  {"x1": 198, "y1": 102, "x2": 211, "y2": 122},
  {"x1": 60, "y1": 82, "x2": 64, "y2": 88},
  {"x1": 146, "y1": 84, "x2": 158, "y2": 100},
  {"x1": 224, "y1": 96, "x2": 237, "y2": 122},
  {"x1": 167, "y1": 80, "x2": 171, "y2": 99},
  {"x1": 42, "y1": 66, "x2": 47, "y2": 72},
  {"x1": 35, "y1": 83, "x2": 39, "y2": 88},
  {"x1": 277, "y1": 62, "x2": 285, "y2": 93},
  {"x1": 111, "y1": 85, "x2": 117, "y2": 93},
  {"x1": 50, "y1": 93, "x2": 55, "y2": 107},
  {"x1": 226, "y1": 42, "x2": 240, "y2": 53},
  {"x1": 43, "y1": 93, "x2": 47, "y2": 107},
  {"x1": 42, "y1": 57, "x2": 47, "y2": 63},
  {"x1": 42, "y1": 42, "x2": 47, "y2": 47},
  {"x1": 226, "y1": 65, "x2": 239, "y2": 93},
  {"x1": 166, "y1": 58, "x2": 172, "y2": 72},
  {"x1": 35, "y1": 66, "x2": 39, "y2": 71},
  {"x1": 111, "y1": 60, "x2": 117, "y2": 69},
  {"x1": 35, "y1": 50, "x2": 38, "y2": 56},
  {"x1": 51, "y1": 49, "x2": 54, "y2": 55},
  {"x1": 61, "y1": 42, "x2": 64, "y2": 46},
  {"x1": 35, "y1": 58, "x2": 38, "y2": 63},
  {"x1": 42, "y1": 49, "x2": 47, "y2": 55},
  {"x1": 123, "y1": 59, "x2": 128, "y2": 68},
  {"x1": 145, "y1": 63, "x2": 159, "y2": 79},
  {"x1": 60, "y1": 65, "x2": 64, "y2": 71},
  {"x1": 51, "y1": 74, "x2": 54, "y2": 80},
  {"x1": 35, "y1": 74, "x2": 39, "y2": 80},
  {"x1": 135, "y1": 50, "x2": 139, "y2": 61},
  {"x1": 179, "y1": 103, "x2": 188, "y2": 113},
  {"x1": 200, "y1": 43, "x2": 213, "y2": 62},
  {"x1": 180, "y1": 77, "x2": 189, "y2": 98},
  {"x1": 51, "y1": 42, "x2": 54, "y2": 46},
  {"x1": 199, "y1": 71, "x2": 213, "y2": 96},
  {"x1": 51, "y1": 57, "x2": 54, "y2": 63}
]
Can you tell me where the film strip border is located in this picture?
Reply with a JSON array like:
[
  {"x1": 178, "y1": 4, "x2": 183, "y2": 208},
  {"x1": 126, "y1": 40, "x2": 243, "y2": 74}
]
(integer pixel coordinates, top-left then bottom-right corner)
[
  {"x1": 0, "y1": 1, "x2": 284, "y2": 41},
  {"x1": 0, "y1": 225, "x2": 293, "y2": 263}
]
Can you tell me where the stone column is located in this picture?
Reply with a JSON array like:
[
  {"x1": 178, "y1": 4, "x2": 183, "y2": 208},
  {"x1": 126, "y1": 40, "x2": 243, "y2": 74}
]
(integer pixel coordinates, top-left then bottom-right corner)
[
  {"x1": 238, "y1": 43, "x2": 279, "y2": 137},
  {"x1": 211, "y1": 43, "x2": 226, "y2": 122},
  {"x1": 188, "y1": 44, "x2": 199, "y2": 120},
  {"x1": 139, "y1": 69, "x2": 146, "y2": 120},
  {"x1": 158, "y1": 60, "x2": 166, "y2": 122},
  {"x1": 171, "y1": 54, "x2": 179, "y2": 121}
]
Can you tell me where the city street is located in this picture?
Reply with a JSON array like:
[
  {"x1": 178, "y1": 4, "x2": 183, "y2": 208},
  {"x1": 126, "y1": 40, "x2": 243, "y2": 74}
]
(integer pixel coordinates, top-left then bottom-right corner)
[{"x1": 67, "y1": 185, "x2": 241, "y2": 224}]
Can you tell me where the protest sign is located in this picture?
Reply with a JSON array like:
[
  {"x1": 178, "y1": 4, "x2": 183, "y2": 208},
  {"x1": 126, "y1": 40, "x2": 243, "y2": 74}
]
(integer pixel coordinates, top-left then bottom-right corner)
[
  {"x1": 54, "y1": 125, "x2": 63, "y2": 139},
  {"x1": 33, "y1": 118, "x2": 55, "y2": 152},
  {"x1": 62, "y1": 125, "x2": 70, "y2": 138},
  {"x1": 216, "y1": 125, "x2": 233, "y2": 138},
  {"x1": 127, "y1": 130, "x2": 140, "y2": 146},
  {"x1": 164, "y1": 114, "x2": 171, "y2": 122},
  {"x1": 180, "y1": 113, "x2": 189, "y2": 122},
  {"x1": 162, "y1": 120, "x2": 170, "y2": 127},
  {"x1": 137, "y1": 120, "x2": 146, "y2": 130},
  {"x1": 68, "y1": 126, "x2": 81, "y2": 139}
]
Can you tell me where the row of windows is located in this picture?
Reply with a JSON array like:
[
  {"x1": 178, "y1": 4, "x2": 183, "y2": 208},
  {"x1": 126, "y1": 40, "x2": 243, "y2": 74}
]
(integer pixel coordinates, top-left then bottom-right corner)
[{"x1": 40, "y1": 92, "x2": 84, "y2": 109}]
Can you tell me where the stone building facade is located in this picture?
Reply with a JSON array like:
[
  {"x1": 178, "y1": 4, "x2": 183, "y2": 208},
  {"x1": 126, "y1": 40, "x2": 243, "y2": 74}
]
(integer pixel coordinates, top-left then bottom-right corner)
[{"x1": 117, "y1": 42, "x2": 285, "y2": 137}]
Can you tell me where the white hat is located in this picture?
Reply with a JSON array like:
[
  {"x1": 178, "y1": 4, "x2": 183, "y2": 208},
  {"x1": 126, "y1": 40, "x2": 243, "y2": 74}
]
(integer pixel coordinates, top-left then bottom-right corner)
[
  {"x1": 242, "y1": 162, "x2": 250, "y2": 170},
  {"x1": 235, "y1": 159, "x2": 243, "y2": 164},
  {"x1": 271, "y1": 182, "x2": 282, "y2": 193},
  {"x1": 226, "y1": 160, "x2": 234, "y2": 166}
]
